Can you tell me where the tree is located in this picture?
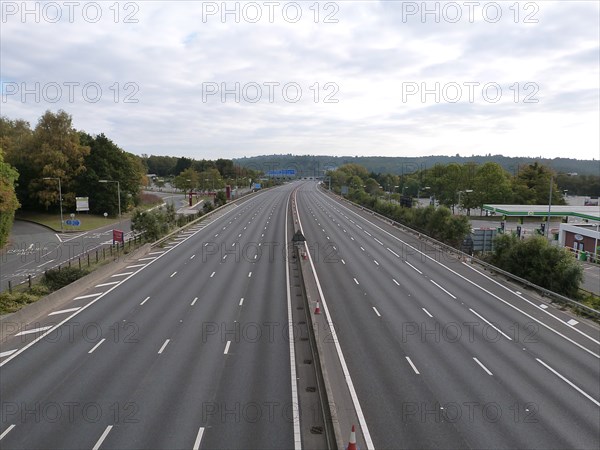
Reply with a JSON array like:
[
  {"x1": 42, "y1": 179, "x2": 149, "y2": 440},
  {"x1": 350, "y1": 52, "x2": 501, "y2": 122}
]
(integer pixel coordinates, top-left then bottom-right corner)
[
  {"x1": 512, "y1": 162, "x2": 565, "y2": 205},
  {"x1": 490, "y1": 234, "x2": 582, "y2": 297},
  {"x1": 214, "y1": 191, "x2": 227, "y2": 206},
  {"x1": 0, "y1": 149, "x2": 20, "y2": 247},
  {"x1": 131, "y1": 208, "x2": 169, "y2": 242},
  {"x1": 77, "y1": 133, "x2": 144, "y2": 216},
  {"x1": 173, "y1": 168, "x2": 200, "y2": 193},
  {"x1": 27, "y1": 110, "x2": 90, "y2": 211},
  {"x1": 473, "y1": 162, "x2": 512, "y2": 210}
]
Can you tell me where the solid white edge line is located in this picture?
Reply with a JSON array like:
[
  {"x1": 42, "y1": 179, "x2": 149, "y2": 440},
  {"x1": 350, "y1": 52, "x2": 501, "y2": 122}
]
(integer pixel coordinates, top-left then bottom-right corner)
[
  {"x1": 536, "y1": 358, "x2": 600, "y2": 407},
  {"x1": 372, "y1": 307, "x2": 381, "y2": 317},
  {"x1": 422, "y1": 308, "x2": 433, "y2": 318},
  {"x1": 158, "y1": 339, "x2": 170, "y2": 354},
  {"x1": 140, "y1": 296, "x2": 150, "y2": 306},
  {"x1": 192, "y1": 426, "x2": 205, "y2": 450},
  {"x1": 285, "y1": 192, "x2": 302, "y2": 450},
  {"x1": 88, "y1": 338, "x2": 106, "y2": 354},
  {"x1": 319, "y1": 190, "x2": 600, "y2": 360},
  {"x1": 473, "y1": 357, "x2": 493, "y2": 376},
  {"x1": 430, "y1": 279, "x2": 457, "y2": 299},
  {"x1": 224, "y1": 340, "x2": 231, "y2": 355},
  {"x1": 295, "y1": 188, "x2": 374, "y2": 450},
  {"x1": 0, "y1": 424, "x2": 16, "y2": 441},
  {"x1": 406, "y1": 356, "x2": 420, "y2": 374},
  {"x1": 469, "y1": 308, "x2": 512, "y2": 341},
  {"x1": 462, "y1": 263, "x2": 600, "y2": 346},
  {"x1": 92, "y1": 425, "x2": 113, "y2": 450}
]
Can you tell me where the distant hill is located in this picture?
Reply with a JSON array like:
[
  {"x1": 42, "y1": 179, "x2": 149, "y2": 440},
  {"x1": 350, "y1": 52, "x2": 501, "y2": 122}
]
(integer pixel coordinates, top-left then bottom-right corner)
[{"x1": 233, "y1": 154, "x2": 600, "y2": 176}]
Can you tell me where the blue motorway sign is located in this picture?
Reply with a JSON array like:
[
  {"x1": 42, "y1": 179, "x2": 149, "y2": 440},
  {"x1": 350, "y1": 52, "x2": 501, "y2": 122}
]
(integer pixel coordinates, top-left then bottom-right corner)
[{"x1": 266, "y1": 169, "x2": 296, "y2": 177}]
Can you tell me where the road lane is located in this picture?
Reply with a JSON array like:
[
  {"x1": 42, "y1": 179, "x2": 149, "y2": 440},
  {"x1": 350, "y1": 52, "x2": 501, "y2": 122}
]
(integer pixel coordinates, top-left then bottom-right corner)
[
  {"x1": 0, "y1": 185, "x2": 298, "y2": 449},
  {"x1": 295, "y1": 183, "x2": 600, "y2": 449}
]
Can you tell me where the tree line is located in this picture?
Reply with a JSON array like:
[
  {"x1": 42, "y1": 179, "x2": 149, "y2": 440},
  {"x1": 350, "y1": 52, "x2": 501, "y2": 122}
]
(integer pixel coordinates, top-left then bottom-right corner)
[
  {"x1": 330, "y1": 161, "x2": 570, "y2": 215},
  {"x1": 235, "y1": 154, "x2": 600, "y2": 181},
  {"x1": 0, "y1": 110, "x2": 259, "y2": 247}
]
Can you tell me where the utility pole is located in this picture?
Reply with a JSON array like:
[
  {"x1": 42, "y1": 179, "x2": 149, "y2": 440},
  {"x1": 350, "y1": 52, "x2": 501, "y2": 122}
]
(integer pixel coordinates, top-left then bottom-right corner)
[{"x1": 546, "y1": 175, "x2": 553, "y2": 238}]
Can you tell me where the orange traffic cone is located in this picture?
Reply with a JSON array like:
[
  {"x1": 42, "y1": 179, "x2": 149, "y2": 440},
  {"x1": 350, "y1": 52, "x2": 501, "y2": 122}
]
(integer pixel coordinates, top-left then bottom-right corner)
[
  {"x1": 314, "y1": 301, "x2": 321, "y2": 315},
  {"x1": 347, "y1": 424, "x2": 357, "y2": 450}
]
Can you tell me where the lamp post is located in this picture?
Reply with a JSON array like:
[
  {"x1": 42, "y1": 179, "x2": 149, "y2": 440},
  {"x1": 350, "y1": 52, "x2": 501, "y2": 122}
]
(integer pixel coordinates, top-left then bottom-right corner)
[
  {"x1": 98, "y1": 180, "x2": 121, "y2": 228},
  {"x1": 42, "y1": 177, "x2": 63, "y2": 232},
  {"x1": 546, "y1": 175, "x2": 553, "y2": 239}
]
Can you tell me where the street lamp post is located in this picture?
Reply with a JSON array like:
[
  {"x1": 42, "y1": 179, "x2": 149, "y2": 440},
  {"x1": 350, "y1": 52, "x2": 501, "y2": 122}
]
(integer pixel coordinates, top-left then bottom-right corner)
[
  {"x1": 546, "y1": 175, "x2": 553, "y2": 239},
  {"x1": 99, "y1": 180, "x2": 121, "y2": 228},
  {"x1": 42, "y1": 177, "x2": 64, "y2": 232}
]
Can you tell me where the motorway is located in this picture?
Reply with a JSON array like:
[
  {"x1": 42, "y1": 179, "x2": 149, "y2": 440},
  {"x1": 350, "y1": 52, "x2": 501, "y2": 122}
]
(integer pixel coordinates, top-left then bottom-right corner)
[
  {"x1": 1, "y1": 184, "x2": 299, "y2": 449},
  {"x1": 294, "y1": 182, "x2": 599, "y2": 449},
  {"x1": 1, "y1": 180, "x2": 599, "y2": 449}
]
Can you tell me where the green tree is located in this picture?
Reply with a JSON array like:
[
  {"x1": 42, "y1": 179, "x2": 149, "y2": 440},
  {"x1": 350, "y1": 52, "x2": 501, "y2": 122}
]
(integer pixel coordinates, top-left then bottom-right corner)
[
  {"x1": 491, "y1": 234, "x2": 583, "y2": 297},
  {"x1": 0, "y1": 149, "x2": 20, "y2": 247},
  {"x1": 473, "y1": 162, "x2": 512, "y2": 209},
  {"x1": 173, "y1": 168, "x2": 200, "y2": 193},
  {"x1": 512, "y1": 162, "x2": 565, "y2": 205},
  {"x1": 27, "y1": 110, "x2": 90, "y2": 211},
  {"x1": 77, "y1": 133, "x2": 144, "y2": 216}
]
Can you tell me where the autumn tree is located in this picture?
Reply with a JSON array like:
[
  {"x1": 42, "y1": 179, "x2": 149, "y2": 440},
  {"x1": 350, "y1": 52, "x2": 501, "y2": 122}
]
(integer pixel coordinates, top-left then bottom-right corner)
[
  {"x1": 77, "y1": 133, "x2": 145, "y2": 216},
  {"x1": 26, "y1": 110, "x2": 90, "y2": 211}
]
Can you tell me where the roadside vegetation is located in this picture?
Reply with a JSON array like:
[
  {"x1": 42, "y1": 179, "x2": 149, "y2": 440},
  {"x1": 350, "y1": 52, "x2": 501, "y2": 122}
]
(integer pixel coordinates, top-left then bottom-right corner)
[
  {"x1": 327, "y1": 163, "x2": 471, "y2": 247},
  {"x1": 488, "y1": 234, "x2": 583, "y2": 298}
]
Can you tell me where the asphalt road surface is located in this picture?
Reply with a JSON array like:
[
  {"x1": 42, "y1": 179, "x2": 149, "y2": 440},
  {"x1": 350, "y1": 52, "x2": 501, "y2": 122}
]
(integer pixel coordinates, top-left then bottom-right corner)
[
  {"x1": 1, "y1": 220, "x2": 133, "y2": 293},
  {"x1": 294, "y1": 182, "x2": 599, "y2": 449},
  {"x1": 1, "y1": 184, "x2": 299, "y2": 449},
  {"x1": 1, "y1": 181, "x2": 598, "y2": 449}
]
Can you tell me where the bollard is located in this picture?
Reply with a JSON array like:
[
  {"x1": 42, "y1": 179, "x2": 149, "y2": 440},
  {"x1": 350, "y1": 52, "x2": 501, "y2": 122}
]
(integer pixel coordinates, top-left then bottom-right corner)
[
  {"x1": 28, "y1": 275, "x2": 32, "y2": 288},
  {"x1": 88, "y1": 253, "x2": 90, "y2": 267},
  {"x1": 78, "y1": 257, "x2": 81, "y2": 269},
  {"x1": 96, "y1": 250, "x2": 99, "y2": 263},
  {"x1": 8, "y1": 280, "x2": 12, "y2": 294},
  {"x1": 103, "y1": 248, "x2": 106, "y2": 259}
]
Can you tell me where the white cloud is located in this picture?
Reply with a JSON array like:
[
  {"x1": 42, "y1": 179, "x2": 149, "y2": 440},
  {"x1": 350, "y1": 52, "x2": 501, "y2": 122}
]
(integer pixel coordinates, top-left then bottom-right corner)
[{"x1": 1, "y1": 0, "x2": 598, "y2": 160}]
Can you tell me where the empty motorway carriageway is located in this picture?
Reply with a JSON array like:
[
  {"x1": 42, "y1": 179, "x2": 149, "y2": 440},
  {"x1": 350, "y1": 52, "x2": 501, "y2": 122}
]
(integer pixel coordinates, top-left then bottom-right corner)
[{"x1": 1, "y1": 181, "x2": 599, "y2": 449}]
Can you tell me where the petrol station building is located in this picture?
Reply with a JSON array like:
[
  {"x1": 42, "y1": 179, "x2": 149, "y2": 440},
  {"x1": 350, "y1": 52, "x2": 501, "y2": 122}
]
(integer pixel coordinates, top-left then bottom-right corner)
[{"x1": 483, "y1": 205, "x2": 600, "y2": 262}]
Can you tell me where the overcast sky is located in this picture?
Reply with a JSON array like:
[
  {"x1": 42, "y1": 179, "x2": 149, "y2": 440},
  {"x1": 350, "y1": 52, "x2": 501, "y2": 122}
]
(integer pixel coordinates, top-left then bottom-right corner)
[{"x1": 1, "y1": 1, "x2": 599, "y2": 160}]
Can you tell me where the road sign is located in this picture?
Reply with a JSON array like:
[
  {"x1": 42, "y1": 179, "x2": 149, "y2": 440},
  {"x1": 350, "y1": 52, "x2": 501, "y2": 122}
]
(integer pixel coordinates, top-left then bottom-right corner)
[
  {"x1": 113, "y1": 229, "x2": 124, "y2": 244},
  {"x1": 65, "y1": 219, "x2": 81, "y2": 226}
]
